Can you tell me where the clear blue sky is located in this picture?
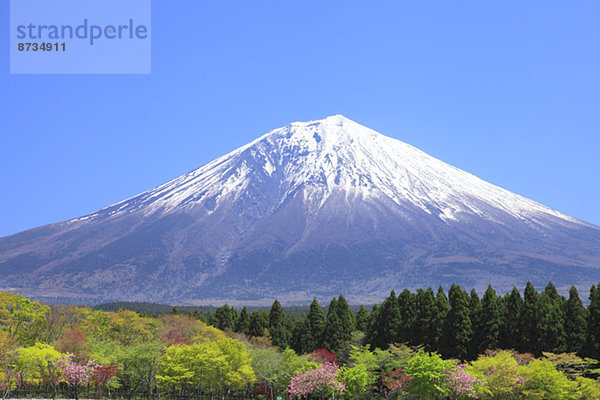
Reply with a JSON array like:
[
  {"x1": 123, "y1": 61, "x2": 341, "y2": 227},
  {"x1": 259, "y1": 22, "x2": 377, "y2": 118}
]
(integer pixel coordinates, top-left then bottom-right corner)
[{"x1": 1, "y1": 1, "x2": 599, "y2": 237}]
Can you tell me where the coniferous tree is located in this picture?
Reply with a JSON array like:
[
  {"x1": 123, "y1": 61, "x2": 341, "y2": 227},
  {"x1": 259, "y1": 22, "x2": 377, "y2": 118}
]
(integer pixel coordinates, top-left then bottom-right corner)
[
  {"x1": 249, "y1": 310, "x2": 269, "y2": 337},
  {"x1": 367, "y1": 291, "x2": 401, "y2": 350},
  {"x1": 564, "y1": 286, "x2": 587, "y2": 354},
  {"x1": 397, "y1": 289, "x2": 415, "y2": 344},
  {"x1": 355, "y1": 305, "x2": 370, "y2": 332},
  {"x1": 212, "y1": 304, "x2": 236, "y2": 331},
  {"x1": 290, "y1": 318, "x2": 312, "y2": 354},
  {"x1": 586, "y1": 284, "x2": 600, "y2": 359},
  {"x1": 413, "y1": 287, "x2": 438, "y2": 352},
  {"x1": 479, "y1": 285, "x2": 502, "y2": 353},
  {"x1": 502, "y1": 286, "x2": 522, "y2": 350},
  {"x1": 236, "y1": 306, "x2": 250, "y2": 335},
  {"x1": 336, "y1": 295, "x2": 356, "y2": 336},
  {"x1": 434, "y1": 286, "x2": 450, "y2": 352},
  {"x1": 305, "y1": 298, "x2": 326, "y2": 351},
  {"x1": 539, "y1": 283, "x2": 566, "y2": 354},
  {"x1": 519, "y1": 282, "x2": 541, "y2": 355},
  {"x1": 441, "y1": 284, "x2": 473, "y2": 360},
  {"x1": 323, "y1": 298, "x2": 342, "y2": 351},
  {"x1": 468, "y1": 288, "x2": 483, "y2": 359},
  {"x1": 269, "y1": 300, "x2": 291, "y2": 348}
]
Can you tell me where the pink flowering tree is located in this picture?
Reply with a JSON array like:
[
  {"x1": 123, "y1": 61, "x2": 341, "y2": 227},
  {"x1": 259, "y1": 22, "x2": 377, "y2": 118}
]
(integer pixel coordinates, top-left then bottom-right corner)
[
  {"x1": 288, "y1": 362, "x2": 345, "y2": 399},
  {"x1": 444, "y1": 364, "x2": 485, "y2": 399},
  {"x1": 57, "y1": 355, "x2": 99, "y2": 400}
]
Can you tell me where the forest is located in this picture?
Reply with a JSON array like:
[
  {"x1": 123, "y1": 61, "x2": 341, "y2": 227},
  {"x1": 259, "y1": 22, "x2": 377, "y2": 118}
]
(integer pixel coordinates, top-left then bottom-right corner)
[{"x1": 0, "y1": 281, "x2": 599, "y2": 399}]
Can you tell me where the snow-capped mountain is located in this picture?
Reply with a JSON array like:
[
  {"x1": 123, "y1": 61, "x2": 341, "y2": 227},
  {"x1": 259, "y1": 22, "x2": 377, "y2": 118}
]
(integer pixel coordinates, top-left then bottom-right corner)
[{"x1": 1, "y1": 115, "x2": 599, "y2": 305}]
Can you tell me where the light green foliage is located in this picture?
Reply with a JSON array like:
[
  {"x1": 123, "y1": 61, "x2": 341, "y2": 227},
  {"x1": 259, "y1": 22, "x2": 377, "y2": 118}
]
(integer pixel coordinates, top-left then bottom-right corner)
[
  {"x1": 338, "y1": 345, "x2": 378, "y2": 399},
  {"x1": 15, "y1": 343, "x2": 64, "y2": 386},
  {"x1": 0, "y1": 292, "x2": 49, "y2": 346},
  {"x1": 520, "y1": 359, "x2": 577, "y2": 399},
  {"x1": 403, "y1": 350, "x2": 455, "y2": 398},
  {"x1": 468, "y1": 350, "x2": 523, "y2": 398},
  {"x1": 251, "y1": 347, "x2": 308, "y2": 397},
  {"x1": 157, "y1": 338, "x2": 254, "y2": 394}
]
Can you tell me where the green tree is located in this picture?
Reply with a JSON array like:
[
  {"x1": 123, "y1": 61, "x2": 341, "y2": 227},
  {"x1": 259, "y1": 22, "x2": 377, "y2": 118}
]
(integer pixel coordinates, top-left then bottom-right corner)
[
  {"x1": 412, "y1": 287, "x2": 438, "y2": 352},
  {"x1": 0, "y1": 292, "x2": 49, "y2": 346},
  {"x1": 269, "y1": 300, "x2": 291, "y2": 349},
  {"x1": 538, "y1": 293, "x2": 567, "y2": 354},
  {"x1": 441, "y1": 284, "x2": 472, "y2": 360},
  {"x1": 586, "y1": 283, "x2": 600, "y2": 359},
  {"x1": 403, "y1": 350, "x2": 455, "y2": 399},
  {"x1": 367, "y1": 291, "x2": 401, "y2": 350},
  {"x1": 324, "y1": 295, "x2": 355, "y2": 352},
  {"x1": 519, "y1": 282, "x2": 541, "y2": 354},
  {"x1": 468, "y1": 288, "x2": 483, "y2": 359},
  {"x1": 15, "y1": 343, "x2": 65, "y2": 399},
  {"x1": 397, "y1": 289, "x2": 415, "y2": 344},
  {"x1": 502, "y1": 286, "x2": 523, "y2": 350},
  {"x1": 434, "y1": 286, "x2": 449, "y2": 352},
  {"x1": 306, "y1": 298, "x2": 326, "y2": 350},
  {"x1": 248, "y1": 310, "x2": 269, "y2": 338},
  {"x1": 564, "y1": 286, "x2": 587, "y2": 354},
  {"x1": 479, "y1": 284, "x2": 503, "y2": 353},
  {"x1": 211, "y1": 304, "x2": 236, "y2": 331},
  {"x1": 355, "y1": 305, "x2": 369, "y2": 333},
  {"x1": 235, "y1": 307, "x2": 250, "y2": 335}
]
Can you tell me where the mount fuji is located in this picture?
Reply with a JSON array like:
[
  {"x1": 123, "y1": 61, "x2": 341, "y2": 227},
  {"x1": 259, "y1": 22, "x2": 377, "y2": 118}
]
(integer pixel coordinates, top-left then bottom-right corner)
[{"x1": 1, "y1": 115, "x2": 599, "y2": 305}]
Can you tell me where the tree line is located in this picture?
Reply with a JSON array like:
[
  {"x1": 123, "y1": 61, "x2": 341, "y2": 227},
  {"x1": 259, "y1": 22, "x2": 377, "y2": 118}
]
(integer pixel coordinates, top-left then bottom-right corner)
[{"x1": 207, "y1": 282, "x2": 600, "y2": 361}]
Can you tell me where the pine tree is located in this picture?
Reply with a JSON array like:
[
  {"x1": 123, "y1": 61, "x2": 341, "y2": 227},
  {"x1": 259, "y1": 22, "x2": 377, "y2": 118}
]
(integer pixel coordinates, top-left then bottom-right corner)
[
  {"x1": 397, "y1": 289, "x2": 415, "y2": 344},
  {"x1": 479, "y1": 285, "x2": 502, "y2": 353},
  {"x1": 441, "y1": 284, "x2": 473, "y2": 360},
  {"x1": 355, "y1": 305, "x2": 370, "y2": 332},
  {"x1": 413, "y1": 287, "x2": 438, "y2": 351},
  {"x1": 539, "y1": 282, "x2": 566, "y2": 354},
  {"x1": 434, "y1": 286, "x2": 449, "y2": 352},
  {"x1": 468, "y1": 288, "x2": 483, "y2": 359},
  {"x1": 502, "y1": 286, "x2": 522, "y2": 350},
  {"x1": 236, "y1": 306, "x2": 250, "y2": 335},
  {"x1": 367, "y1": 291, "x2": 401, "y2": 350},
  {"x1": 212, "y1": 304, "x2": 235, "y2": 331},
  {"x1": 248, "y1": 310, "x2": 269, "y2": 337},
  {"x1": 323, "y1": 296, "x2": 355, "y2": 352},
  {"x1": 290, "y1": 318, "x2": 313, "y2": 354},
  {"x1": 586, "y1": 284, "x2": 600, "y2": 359},
  {"x1": 306, "y1": 298, "x2": 326, "y2": 351},
  {"x1": 519, "y1": 282, "x2": 541, "y2": 355},
  {"x1": 268, "y1": 300, "x2": 291, "y2": 349},
  {"x1": 564, "y1": 286, "x2": 587, "y2": 354}
]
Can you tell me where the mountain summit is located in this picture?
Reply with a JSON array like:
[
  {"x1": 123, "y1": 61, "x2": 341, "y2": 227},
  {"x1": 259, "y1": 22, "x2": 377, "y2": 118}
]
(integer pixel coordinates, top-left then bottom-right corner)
[{"x1": 1, "y1": 116, "x2": 599, "y2": 304}]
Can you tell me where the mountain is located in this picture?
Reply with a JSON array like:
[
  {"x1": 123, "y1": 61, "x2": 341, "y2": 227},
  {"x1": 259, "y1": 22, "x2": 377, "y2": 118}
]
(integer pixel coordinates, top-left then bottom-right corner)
[{"x1": 1, "y1": 115, "x2": 599, "y2": 305}]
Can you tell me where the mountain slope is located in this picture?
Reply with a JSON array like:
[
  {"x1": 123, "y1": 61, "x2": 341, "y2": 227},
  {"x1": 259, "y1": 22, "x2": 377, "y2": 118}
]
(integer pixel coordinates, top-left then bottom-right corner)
[{"x1": 1, "y1": 115, "x2": 599, "y2": 305}]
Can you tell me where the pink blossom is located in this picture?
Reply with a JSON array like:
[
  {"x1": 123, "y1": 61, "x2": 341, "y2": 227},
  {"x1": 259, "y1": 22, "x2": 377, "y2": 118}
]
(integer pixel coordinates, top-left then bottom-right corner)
[
  {"x1": 288, "y1": 362, "x2": 345, "y2": 398},
  {"x1": 445, "y1": 364, "x2": 483, "y2": 399}
]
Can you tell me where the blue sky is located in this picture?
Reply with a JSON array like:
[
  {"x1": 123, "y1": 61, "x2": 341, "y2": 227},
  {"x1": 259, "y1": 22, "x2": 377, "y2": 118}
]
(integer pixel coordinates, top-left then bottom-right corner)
[{"x1": 1, "y1": 1, "x2": 599, "y2": 237}]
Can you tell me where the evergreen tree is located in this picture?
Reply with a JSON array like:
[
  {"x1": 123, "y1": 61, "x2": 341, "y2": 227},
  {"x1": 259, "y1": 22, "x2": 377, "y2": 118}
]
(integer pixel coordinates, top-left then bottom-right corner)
[
  {"x1": 519, "y1": 282, "x2": 542, "y2": 355},
  {"x1": 413, "y1": 287, "x2": 438, "y2": 352},
  {"x1": 323, "y1": 296, "x2": 354, "y2": 352},
  {"x1": 397, "y1": 289, "x2": 416, "y2": 344},
  {"x1": 434, "y1": 286, "x2": 450, "y2": 352},
  {"x1": 268, "y1": 300, "x2": 291, "y2": 349},
  {"x1": 502, "y1": 287, "x2": 522, "y2": 350},
  {"x1": 441, "y1": 284, "x2": 472, "y2": 360},
  {"x1": 367, "y1": 291, "x2": 401, "y2": 350},
  {"x1": 212, "y1": 304, "x2": 236, "y2": 331},
  {"x1": 586, "y1": 284, "x2": 600, "y2": 359},
  {"x1": 248, "y1": 310, "x2": 268, "y2": 337},
  {"x1": 290, "y1": 318, "x2": 313, "y2": 354},
  {"x1": 468, "y1": 288, "x2": 483, "y2": 359},
  {"x1": 305, "y1": 298, "x2": 326, "y2": 351},
  {"x1": 355, "y1": 305, "x2": 370, "y2": 332},
  {"x1": 539, "y1": 284, "x2": 566, "y2": 354},
  {"x1": 236, "y1": 306, "x2": 250, "y2": 335},
  {"x1": 479, "y1": 285, "x2": 502, "y2": 353},
  {"x1": 564, "y1": 286, "x2": 587, "y2": 354}
]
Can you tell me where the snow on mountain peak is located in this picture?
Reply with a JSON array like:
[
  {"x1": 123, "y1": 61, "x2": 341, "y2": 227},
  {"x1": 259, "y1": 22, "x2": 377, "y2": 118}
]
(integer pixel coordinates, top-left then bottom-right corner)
[{"x1": 82, "y1": 116, "x2": 586, "y2": 228}]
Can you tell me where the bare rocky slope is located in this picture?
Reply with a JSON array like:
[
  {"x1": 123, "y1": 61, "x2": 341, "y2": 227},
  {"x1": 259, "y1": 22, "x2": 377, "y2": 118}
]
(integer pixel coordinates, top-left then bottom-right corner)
[{"x1": 1, "y1": 115, "x2": 599, "y2": 305}]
